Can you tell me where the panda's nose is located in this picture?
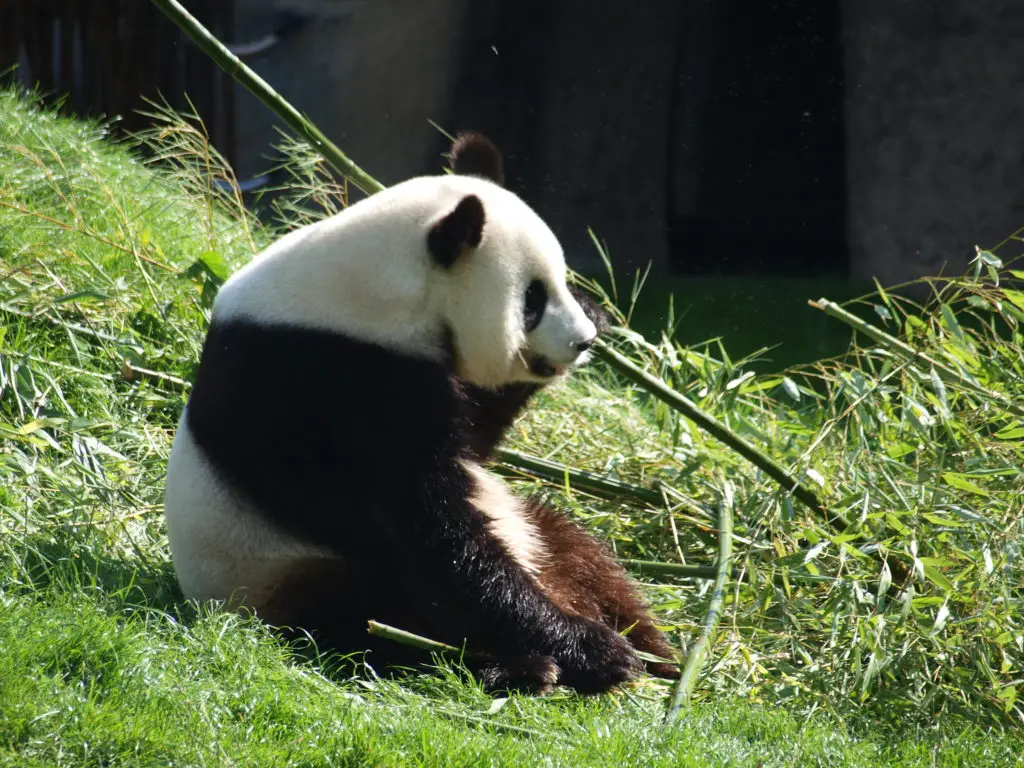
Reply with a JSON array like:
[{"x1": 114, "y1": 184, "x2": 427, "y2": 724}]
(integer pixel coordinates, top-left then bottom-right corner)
[{"x1": 572, "y1": 335, "x2": 596, "y2": 353}]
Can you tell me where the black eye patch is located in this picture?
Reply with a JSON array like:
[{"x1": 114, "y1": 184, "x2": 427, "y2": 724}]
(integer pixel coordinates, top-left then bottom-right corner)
[{"x1": 523, "y1": 279, "x2": 548, "y2": 332}]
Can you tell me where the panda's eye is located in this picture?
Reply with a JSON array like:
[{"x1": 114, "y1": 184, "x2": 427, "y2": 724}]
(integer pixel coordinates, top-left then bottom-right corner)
[{"x1": 523, "y1": 279, "x2": 547, "y2": 332}]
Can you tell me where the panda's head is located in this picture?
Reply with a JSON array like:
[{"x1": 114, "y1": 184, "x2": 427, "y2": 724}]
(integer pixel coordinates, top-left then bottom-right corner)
[
  {"x1": 210, "y1": 133, "x2": 598, "y2": 391},
  {"x1": 429, "y1": 133, "x2": 598, "y2": 389}
]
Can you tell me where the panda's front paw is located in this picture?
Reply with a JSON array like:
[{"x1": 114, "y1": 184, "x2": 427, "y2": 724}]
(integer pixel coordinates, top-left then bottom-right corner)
[
  {"x1": 557, "y1": 618, "x2": 642, "y2": 694},
  {"x1": 477, "y1": 654, "x2": 561, "y2": 696}
]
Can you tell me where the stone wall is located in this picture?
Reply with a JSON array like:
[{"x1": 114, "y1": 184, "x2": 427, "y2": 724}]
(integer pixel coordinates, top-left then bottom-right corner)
[
  {"x1": 842, "y1": 1, "x2": 1024, "y2": 284},
  {"x1": 229, "y1": 1, "x2": 1024, "y2": 284}
]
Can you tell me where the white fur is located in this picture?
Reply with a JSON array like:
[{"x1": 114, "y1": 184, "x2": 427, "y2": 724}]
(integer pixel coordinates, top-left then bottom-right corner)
[
  {"x1": 462, "y1": 460, "x2": 547, "y2": 576},
  {"x1": 164, "y1": 416, "x2": 333, "y2": 612},
  {"x1": 166, "y1": 170, "x2": 595, "y2": 610}
]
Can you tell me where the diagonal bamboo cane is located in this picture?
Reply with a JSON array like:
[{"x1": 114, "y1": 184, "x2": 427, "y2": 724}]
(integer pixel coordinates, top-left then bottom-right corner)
[
  {"x1": 150, "y1": 0, "x2": 383, "y2": 197},
  {"x1": 494, "y1": 447, "x2": 664, "y2": 506}
]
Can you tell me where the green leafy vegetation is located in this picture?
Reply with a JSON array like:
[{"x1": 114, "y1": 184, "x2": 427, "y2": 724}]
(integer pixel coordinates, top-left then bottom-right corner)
[{"x1": 1, "y1": 86, "x2": 1022, "y2": 766}]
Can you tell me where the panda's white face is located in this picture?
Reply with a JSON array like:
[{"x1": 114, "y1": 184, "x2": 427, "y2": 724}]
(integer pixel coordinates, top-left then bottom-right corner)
[
  {"x1": 435, "y1": 183, "x2": 598, "y2": 389},
  {"x1": 521, "y1": 276, "x2": 602, "y2": 379}
]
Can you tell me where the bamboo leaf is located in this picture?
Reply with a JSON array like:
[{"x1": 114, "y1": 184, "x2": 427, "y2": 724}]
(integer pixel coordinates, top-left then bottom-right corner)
[{"x1": 941, "y1": 472, "x2": 990, "y2": 496}]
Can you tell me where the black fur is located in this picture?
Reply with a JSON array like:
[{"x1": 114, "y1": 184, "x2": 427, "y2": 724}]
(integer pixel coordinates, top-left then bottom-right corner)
[
  {"x1": 448, "y1": 131, "x2": 505, "y2": 186},
  {"x1": 569, "y1": 285, "x2": 613, "y2": 335},
  {"x1": 427, "y1": 194, "x2": 486, "y2": 267},
  {"x1": 186, "y1": 317, "x2": 639, "y2": 693}
]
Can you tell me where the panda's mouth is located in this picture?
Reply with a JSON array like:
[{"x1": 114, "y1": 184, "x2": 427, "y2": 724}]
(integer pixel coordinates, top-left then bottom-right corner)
[{"x1": 526, "y1": 354, "x2": 567, "y2": 379}]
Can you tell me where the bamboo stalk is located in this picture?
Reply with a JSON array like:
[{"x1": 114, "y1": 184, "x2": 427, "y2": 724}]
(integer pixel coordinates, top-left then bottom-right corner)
[
  {"x1": 664, "y1": 481, "x2": 734, "y2": 726},
  {"x1": 810, "y1": 297, "x2": 1024, "y2": 421},
  {"x1": 621, "y1": 560, "x2": 718, "y2": 580},
  {"x1": 494, "y1": 447, "x2": 663, "y2": 506},
  {"x1": 595, "y1": 340, "x2": 847, "y2": 530},
  {"x1": 120, "y1": 361, "x2": 190, "y2": 391},
  {"x1": 150, "y1": 0, "x2": 384, "y2": 197},
  {"x1": 366, "y1": 620, "x2": 475, "y2": 658}
]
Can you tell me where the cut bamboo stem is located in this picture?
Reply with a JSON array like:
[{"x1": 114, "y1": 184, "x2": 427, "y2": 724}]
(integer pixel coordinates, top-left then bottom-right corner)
[
  {"x1": 120, "y1": 361, "x2": 190, "y2": 392},
  {"x1": 150, "y1": 0, "x2": 383, "y2": 197},
  {"x1": 664, "y1": 482, "x2": 733, "y2": 725},
  {"x1": 366, "y1": 620, "x2": 476, "y2": 658},
  {"x1": 621, "y1": 560, "x2": 718, "y2": 580},
  {"x1": 494, "y1": 447, "x2": 663, "y2": 506}
]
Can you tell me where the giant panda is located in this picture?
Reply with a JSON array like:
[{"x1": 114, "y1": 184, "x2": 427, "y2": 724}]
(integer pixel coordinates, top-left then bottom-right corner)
[{"x1": 164, "y1": 132, "x2": 677, "y2": 694}]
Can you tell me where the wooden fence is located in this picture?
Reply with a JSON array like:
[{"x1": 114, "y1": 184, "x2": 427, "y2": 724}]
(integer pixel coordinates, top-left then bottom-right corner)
[{"x1": 0, "y1": 0, "x2": 236, "y2": 161}]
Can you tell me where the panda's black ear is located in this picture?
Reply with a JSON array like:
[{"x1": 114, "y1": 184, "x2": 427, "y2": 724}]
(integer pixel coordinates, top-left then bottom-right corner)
[
  {"x1": 428, "y1": 194, "x2": 486, "y2": 268},
  {"x1": 448, "y1": 132, "x2": 505, "y2": 187}
]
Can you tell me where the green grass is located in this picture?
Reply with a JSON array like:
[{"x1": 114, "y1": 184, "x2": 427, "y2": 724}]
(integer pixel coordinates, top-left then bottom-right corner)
[
  {"x1": 1, "y1": 592, "x2": 1019, "y2": 768},
  {"x1": 1, "y1": 86, "x2": 1023, "y2": 766}
]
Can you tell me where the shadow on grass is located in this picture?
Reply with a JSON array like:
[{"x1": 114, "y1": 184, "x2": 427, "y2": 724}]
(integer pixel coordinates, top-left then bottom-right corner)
[
  {"x1": 10, "y1": 535, "x2": 187, "y2": 618},
  {"x1": 5, "y1": 533, "x2": 423, "y2": 687}
]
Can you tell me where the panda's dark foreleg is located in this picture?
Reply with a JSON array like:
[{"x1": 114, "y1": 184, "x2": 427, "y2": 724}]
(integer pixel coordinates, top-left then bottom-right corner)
[
  {"x1": 386, "y1": 482, "x2": 643, "y2": 694},
  {"x1": 522, "y1": 499, "x2": 681, "y2": 680},
  {"x1": 447, "y1": 290, "x2": 675, "y2": 686}
]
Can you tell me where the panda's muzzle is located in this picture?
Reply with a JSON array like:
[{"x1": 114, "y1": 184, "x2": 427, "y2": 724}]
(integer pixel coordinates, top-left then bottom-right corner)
[
  {"x1": 571, "y1": 336, "x2": 595, "y2": 353},
  {"x1": 526, "y1": 331, "x2": 596, "y2": 379}
]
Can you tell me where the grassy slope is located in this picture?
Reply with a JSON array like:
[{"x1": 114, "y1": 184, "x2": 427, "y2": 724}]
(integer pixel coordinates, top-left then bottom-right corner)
[{"x1": 0, "y1": 88, "x2": 1022, "y2": 767}]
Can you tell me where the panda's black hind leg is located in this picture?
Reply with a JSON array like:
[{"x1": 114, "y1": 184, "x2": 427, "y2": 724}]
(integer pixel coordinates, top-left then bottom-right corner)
[
  {"x1": 254, "y1": 557, "x2": 567, "y2": 693},
  {"x1": 257, "y1": 557, "x2": 439, "y2": 674}
]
